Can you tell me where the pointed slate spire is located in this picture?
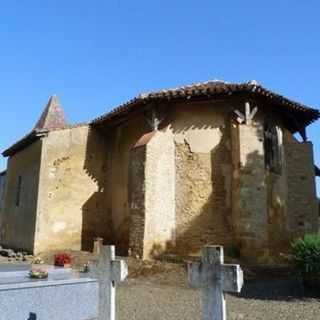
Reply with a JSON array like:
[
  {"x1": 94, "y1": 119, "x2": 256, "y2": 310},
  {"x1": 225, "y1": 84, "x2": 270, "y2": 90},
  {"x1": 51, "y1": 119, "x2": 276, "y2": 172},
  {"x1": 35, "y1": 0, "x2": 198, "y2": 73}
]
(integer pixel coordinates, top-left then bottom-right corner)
[{"x1": 34, "y1": 95, "x2": 68, "y2": 131}]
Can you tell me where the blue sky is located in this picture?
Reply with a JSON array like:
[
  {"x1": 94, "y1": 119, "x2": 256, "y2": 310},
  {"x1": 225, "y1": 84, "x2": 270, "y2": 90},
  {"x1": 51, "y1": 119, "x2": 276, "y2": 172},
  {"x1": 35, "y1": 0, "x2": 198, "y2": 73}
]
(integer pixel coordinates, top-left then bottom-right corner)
[{"x1": 0, "y1": 1, "x2": 319, "y2": 192}]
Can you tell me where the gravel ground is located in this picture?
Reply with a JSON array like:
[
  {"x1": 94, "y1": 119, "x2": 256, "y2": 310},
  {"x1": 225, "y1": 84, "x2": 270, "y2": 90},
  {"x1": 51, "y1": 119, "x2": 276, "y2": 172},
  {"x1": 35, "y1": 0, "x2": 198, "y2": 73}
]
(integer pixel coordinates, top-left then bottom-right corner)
[
  {"x1": 117, "y1": 280, "x2": 320, "y2": 320},
  {"x1": 117, "y1": 262, "x2": 320, "y2": 320}
]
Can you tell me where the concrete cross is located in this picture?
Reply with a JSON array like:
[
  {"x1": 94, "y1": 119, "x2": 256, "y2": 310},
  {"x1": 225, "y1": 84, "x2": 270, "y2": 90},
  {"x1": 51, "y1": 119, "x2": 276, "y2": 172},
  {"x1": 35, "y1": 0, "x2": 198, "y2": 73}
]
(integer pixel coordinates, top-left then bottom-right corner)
[
  {"x1": 188, "y1": 246, "x2": 243, "y2": 320},
  {"x1": 89, "y1": 245, "x2": 128, "y2": 320},
  {"x1": 93, "y1": 237, "x2": 104, "y2": 255}
]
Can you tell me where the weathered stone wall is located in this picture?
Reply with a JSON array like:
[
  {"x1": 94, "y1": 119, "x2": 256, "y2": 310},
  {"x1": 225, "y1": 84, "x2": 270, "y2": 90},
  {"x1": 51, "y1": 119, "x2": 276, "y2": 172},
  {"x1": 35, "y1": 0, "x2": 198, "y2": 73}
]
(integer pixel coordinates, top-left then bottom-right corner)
[
  {"x1": 172, "y1": 103, "x2": 233, "y2": 256},
  {"x1": 129, "y1": 130, "x2": 176, "y2": 259},
  {"x1": 1, "y1": 97, "x2": 317, "y2": 263},
  {"x1": 232, "y1": 113, "x2": 318, "y2": 262},
  {"x1": 34, "y1": 125, "x2": 110, "y2": 254},
  {"x1": 232, "y1": 121, "x2": 269, "y2": 260},
  {"x1": 265, "y1": 126, "x2": 289, "y2": 259},
  {"x1": 109, "y1": 114, "x2": 149, "y2": 255},
  {"x1": 284, "y1": 131, "x2": 318, "y2": 238},
  {"x1": 231, "y1": 111, "x2": 294, "y2": 262},
  {"x1": 126, "y1": 101, "x2": 318, "y2": 262},
  {"x1": 0, "y1": 141, "x2": 42, "y2": 252},
  {"x1": 144, "y1": 130, "x2": 176, "y2": 258},
  {"x1": 128, "y1": 142, "x2": 147, "y2": 258}
]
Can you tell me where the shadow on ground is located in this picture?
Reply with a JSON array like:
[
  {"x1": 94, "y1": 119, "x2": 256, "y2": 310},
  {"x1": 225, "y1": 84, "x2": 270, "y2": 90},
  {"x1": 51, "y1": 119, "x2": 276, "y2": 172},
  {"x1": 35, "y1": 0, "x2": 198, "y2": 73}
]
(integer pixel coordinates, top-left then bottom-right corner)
[{"x1": 233, "y1": 277, "x2": 320, "y2": 301}]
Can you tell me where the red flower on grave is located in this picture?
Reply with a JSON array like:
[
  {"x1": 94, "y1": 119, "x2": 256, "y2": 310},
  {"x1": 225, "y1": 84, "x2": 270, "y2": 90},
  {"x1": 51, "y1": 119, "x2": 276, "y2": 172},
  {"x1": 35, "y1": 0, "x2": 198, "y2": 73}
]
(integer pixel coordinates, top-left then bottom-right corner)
[{"x1": 54, "y1": 253, "x2": 72, "y2": 266}]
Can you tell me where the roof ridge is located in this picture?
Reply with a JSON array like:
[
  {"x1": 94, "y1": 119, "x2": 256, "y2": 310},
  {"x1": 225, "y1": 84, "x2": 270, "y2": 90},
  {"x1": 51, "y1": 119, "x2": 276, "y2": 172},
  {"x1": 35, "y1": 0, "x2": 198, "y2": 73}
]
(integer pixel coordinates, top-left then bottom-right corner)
[{"x1": 138, "y1": 79, "x2": 229, "y2": 98}]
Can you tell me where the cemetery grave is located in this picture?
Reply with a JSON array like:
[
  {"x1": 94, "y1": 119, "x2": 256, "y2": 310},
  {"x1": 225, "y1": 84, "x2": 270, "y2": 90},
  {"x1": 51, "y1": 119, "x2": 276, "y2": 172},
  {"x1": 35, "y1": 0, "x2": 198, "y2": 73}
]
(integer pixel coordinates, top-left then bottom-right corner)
[
  {"x1": 0, "y1": 245, "x2": 128, "y2": 320},
  {"x1": 0, "y1": 263, "x2": 99, "y2": 320},
  {"x1": 188, "y1": 246, "x2": 243, "y2": 320},
  {"x1": 0, "y1": 243, "x2": 318, "y2": 320}
]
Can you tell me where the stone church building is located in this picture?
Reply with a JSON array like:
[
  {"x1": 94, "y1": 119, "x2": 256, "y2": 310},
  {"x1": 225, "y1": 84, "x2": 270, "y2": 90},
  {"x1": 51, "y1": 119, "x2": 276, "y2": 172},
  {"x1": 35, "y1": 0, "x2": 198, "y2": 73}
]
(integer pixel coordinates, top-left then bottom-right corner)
[{"x1": 0, "y1": 80, "x2": 319, "y2": 262}]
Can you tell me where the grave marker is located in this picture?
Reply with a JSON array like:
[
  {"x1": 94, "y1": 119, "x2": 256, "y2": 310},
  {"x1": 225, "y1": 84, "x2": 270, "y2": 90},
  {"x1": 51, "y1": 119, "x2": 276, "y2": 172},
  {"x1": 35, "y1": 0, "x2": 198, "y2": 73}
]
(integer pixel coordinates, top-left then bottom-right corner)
[
  {"x1": 93, "y1": 237, "x2": 104, "y2": 255},
  {"x1": 90, "y1": 245, "x2": 128, "y2": 320},
  {"x1": 188, "y1": 246, "x2": 243, "y2": 320},
  {"x1": 0, "y1": 267, "x2": 99, "y2": 319}
]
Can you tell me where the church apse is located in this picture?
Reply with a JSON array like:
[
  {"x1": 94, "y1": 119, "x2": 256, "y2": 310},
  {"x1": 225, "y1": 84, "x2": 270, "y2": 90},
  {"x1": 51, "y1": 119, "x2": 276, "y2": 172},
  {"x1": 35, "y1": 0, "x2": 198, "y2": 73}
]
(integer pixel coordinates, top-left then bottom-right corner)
[{"x1": 172, "y1": 102, "x2": 234, "y2": 257}]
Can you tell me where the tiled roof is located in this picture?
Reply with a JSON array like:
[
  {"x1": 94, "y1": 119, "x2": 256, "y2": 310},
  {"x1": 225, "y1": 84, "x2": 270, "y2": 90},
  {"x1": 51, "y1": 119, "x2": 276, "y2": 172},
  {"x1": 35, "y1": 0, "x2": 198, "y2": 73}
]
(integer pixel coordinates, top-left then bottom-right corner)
[
  {"x1": 91, "y1": 80, "x2": 320, "y2": 128},
  {"x1": 3, "y1": 96, "x2": 71, "y2": 157},
  {"x1": 3, "y1": 80, "x2": 320, "y2": 158},
  {"x1": 2, "y1": 131, "x2": 46, "y2": 157},
  {"x1": 2, "y1": 122, "x2": 88, "y2": 157},
  {"x1": 34, "y1": 95, "x2": 68, "y2": 131}
]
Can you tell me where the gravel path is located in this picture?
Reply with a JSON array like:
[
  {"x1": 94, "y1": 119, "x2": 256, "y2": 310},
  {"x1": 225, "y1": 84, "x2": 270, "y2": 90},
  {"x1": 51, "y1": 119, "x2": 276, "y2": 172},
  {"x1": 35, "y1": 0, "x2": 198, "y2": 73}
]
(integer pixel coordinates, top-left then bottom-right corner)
[{"x1": 117, "y1": 274, "x2": 320, "y2": 320}]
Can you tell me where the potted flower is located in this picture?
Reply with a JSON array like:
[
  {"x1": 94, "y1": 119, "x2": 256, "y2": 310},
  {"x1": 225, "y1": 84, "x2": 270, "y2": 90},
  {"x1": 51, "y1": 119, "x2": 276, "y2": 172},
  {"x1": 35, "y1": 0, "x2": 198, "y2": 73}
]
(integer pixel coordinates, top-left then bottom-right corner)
[
  {"x1": 80, "y1": 263, "x2": 90, "y2": 273},
  {"x1": 292, "y1": 234, "x2": 320, "y2": 291},
  {"x1": 54, "y1": 253, "x2": 72, "y2": 268},
  {"x1": 29, "y1": 268, "x2": 48, "y2": 279},
  {"x1": 32, "y1": 256, "x2": 44, "y2": 265}
]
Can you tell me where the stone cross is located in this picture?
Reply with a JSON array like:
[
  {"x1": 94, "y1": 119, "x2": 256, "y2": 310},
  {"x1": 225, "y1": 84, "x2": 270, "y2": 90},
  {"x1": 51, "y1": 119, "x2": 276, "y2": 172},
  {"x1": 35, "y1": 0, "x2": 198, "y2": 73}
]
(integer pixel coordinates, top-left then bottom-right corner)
[
  {"x1": 144, "y1": 107, "x2": 165, "y2": 131},
  {"x1": 90, "y1": 245, "x2": 128, "y2": 320},
  {"x1": 188, "y1": 246, "x2": 243, "y2": 320},
  {"x1": 234, "y1": 102, "x2": 258, "y2": 125}
]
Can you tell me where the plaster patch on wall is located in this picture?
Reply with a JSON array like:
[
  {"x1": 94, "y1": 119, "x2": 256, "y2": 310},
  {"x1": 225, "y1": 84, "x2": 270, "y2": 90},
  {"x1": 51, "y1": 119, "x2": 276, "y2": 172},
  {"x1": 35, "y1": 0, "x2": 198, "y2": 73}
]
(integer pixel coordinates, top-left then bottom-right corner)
[
  {"x1": 174, "y1": 127, "x2": 223, "y2": 153},
  {"x1": 49, "y1": 167, "x2": 57, "y2": 179},
  {"x1": 172, "y1": 104, "x2": 226, "y2": 154},
  {"x1": 52, "y1": 221, "x2": 67, "y2": 233}
]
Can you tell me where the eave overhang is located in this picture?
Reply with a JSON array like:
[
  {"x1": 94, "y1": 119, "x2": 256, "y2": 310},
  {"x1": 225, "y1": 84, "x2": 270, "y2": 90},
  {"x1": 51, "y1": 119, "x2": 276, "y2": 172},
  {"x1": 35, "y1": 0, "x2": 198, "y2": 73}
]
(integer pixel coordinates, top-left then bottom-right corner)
[{"x1": 91, "y1": 81, "x2": 320, "y2": 132}]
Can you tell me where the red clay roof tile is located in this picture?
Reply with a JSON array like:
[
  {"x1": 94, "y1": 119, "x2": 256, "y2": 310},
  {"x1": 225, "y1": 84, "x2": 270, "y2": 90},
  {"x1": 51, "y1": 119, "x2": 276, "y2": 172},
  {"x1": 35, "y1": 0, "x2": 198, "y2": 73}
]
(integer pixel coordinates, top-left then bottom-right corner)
[{"x1": 91, "y1": 80, "x2": 320, "y2": 128}]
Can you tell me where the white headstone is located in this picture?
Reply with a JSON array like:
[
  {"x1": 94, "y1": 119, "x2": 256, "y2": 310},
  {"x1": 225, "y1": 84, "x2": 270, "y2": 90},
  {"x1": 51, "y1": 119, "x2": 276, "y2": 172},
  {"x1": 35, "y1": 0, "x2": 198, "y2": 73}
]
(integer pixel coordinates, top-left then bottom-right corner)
[
  {"x1": 188, "y1": 246, "x2": 243, "y2": 320},
  {"x1": 89, "y1": 245, "x2": 128, "y2": 320}
]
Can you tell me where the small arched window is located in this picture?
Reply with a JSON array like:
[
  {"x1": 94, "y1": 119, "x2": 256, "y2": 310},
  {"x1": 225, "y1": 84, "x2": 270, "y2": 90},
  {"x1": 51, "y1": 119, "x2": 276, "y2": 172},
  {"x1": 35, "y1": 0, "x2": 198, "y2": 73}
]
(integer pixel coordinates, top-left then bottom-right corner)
[{"x1": 264, "y1": 123, "x2": 282, "y2": 174}]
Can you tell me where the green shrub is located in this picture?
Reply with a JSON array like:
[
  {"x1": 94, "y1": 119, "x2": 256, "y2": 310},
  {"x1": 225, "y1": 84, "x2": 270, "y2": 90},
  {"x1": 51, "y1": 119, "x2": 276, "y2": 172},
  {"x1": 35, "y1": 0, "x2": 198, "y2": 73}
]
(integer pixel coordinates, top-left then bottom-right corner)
[
  {"x1": 225, "y1": 243, "x2": 240, "y2": 259},
  {"x1": 292, "y1": 234, "x2": 320, "y2": 275}
]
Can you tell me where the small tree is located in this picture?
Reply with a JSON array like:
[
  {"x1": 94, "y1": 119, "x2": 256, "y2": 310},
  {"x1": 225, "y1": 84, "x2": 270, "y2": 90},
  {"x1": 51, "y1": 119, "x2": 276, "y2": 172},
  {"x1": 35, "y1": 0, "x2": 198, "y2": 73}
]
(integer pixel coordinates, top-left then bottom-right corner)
[{"x1": 292, "y1": 234, "x2": 320, "y2": 278}]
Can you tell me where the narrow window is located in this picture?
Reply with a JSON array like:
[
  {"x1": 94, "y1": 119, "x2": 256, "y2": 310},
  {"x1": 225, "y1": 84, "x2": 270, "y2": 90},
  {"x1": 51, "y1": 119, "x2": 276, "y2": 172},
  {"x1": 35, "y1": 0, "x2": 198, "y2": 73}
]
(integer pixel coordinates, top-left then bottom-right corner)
[
  {"x1": 0, "y1": 174, "x2": 6, "y2": 209},
  {"x1": 16, "y1": 176, "x2": 22, "y2": 207},
  {"x1": 264, "y1": 123, "x2": 282, "y2": 174}
]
